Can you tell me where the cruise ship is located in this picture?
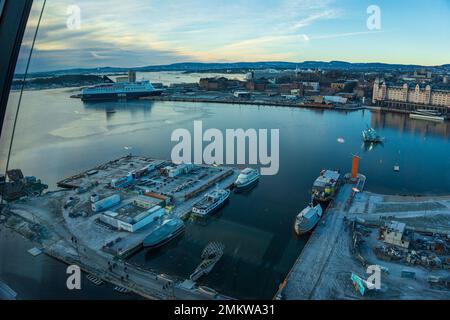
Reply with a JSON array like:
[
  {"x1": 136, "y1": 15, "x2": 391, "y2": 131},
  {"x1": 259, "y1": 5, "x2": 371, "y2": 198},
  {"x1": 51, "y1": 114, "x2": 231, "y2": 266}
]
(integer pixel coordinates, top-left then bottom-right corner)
[
  {"x1": 192, "y1": 187, "x2": 230, "y2": 216},
  {"x1": 143, "y1": 219, "x2": 185, "y2": 249},
  {"x1": 234, "y1": 168, "x2": 260, "y2": 192},
  {"x1": 294, "y1": 204, "x2": 323, "y2": 235},
  {"x1": 311, "y1": 169, "x2": 341, "y2": 207},
  {"x1": 80, "y1": 80, "x2": 163, "y2": 101}
]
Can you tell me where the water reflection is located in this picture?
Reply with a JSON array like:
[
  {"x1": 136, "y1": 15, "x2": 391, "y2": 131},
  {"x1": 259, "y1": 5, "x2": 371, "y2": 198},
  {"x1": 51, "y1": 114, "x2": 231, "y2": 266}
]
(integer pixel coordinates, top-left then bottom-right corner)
[
  {"x1": 362, "y1": 141, "x2": 384, "y2": 152},
  {"x1": 371, "y1": 111, "x2": 450, "y2": 140}
]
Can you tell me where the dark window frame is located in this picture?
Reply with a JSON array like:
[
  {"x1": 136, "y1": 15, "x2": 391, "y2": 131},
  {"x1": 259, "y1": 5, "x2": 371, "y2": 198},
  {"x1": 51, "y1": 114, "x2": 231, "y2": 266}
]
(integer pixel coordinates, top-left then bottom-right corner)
[{"x1": 0, "y1": 0, "x2": 33, "y2": 139}]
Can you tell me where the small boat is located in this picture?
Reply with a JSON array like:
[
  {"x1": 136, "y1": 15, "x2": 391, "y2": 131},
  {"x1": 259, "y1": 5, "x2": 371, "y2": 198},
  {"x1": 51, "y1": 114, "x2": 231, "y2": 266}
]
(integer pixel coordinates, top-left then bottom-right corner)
[
  {"x1": 192, "y1": 187, "x2": 230, "y2": 216},
  {"x1": 234, "y1": 168, "x2": 260, "y2": 192},
  {"x1": 143, "y1": 218, "x2": 185, "y2": 249},
  {"x1": 86, "y1": 274, "x2": 104, "y2": 286},
  {"x1": 294, "y1": 204, "x2": 323, "y2": 235},
  {"x1": 409, "y1": 109, "x2": 446, "y2": 122},
  {"x1": 394, "y1": 165, "x2": 400, "y2": 172},
  {"x1": 362, "y1": 126, "x2": 383, "y2": 143}
]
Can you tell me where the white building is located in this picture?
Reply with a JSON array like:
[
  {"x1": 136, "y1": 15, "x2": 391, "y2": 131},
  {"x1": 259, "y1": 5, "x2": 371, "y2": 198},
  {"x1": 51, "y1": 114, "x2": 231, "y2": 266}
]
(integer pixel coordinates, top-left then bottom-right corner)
[{"x1": 99, "y1": 204, "x2": 165, "y2": 233}]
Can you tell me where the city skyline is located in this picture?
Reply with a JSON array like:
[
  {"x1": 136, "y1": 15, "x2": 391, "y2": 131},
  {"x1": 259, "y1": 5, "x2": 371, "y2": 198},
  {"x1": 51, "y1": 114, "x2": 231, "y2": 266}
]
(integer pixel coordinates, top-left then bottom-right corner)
[{"x1": 18, "y1": 0, "x2": 450, "y2": 72}]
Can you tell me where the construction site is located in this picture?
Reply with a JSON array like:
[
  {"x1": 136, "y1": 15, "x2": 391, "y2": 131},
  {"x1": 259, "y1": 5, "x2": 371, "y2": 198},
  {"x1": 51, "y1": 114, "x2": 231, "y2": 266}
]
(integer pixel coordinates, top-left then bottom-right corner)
[
  {"x1": 0, "y1": 155, "x2": 239, "y2": 300},
  {"x1": 277, "y1": 157, "x2": 450, "y2": 300}
]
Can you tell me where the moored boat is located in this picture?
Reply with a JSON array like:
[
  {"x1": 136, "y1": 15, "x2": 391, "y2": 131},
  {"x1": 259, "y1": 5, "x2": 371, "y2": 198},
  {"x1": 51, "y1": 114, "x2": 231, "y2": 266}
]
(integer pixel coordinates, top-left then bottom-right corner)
[
  {"x1": 234, "y1": 168, "x2": 260, "y2": 192},
  {"x1": 143, "y1": 218, "x2": 185, "y2": 249},
  {"x1": 311, "y1": 169, "x2": 341, "y2": 206},
  {"x1": 80, "y1": 80, "x2": 163, "y2": 102},
  {"x1": 294, "y1": 204, "x2": 323, "y2": 235},
  {"x1": 192, "y1": 187, "x2": 230, "y2": 216}
]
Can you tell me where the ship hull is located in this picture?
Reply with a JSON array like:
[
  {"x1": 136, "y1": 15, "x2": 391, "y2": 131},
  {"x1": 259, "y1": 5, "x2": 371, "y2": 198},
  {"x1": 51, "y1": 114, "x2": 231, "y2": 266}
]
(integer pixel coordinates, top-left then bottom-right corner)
[
  {"x1": 294, "y1": 214, "x2": 320, "y2": 235},
  {"x1": 294, "y1": 220, "x2": 319, "y2": 235},
  {"x1": 81, "y1": 90, "x2": 163, "y2": 102},
  {"x1": 192, "y1": 197, "x2": 229, "y2": 217},
  {"x1": 143, "y1": 225, "x2": 185, "y2": 249},
  {"x1": 234, "y1": 178, "x2": 259, "y2": 193},
  {"x1": 294, "y1": 205, "x2": 323, "y2": 235}
]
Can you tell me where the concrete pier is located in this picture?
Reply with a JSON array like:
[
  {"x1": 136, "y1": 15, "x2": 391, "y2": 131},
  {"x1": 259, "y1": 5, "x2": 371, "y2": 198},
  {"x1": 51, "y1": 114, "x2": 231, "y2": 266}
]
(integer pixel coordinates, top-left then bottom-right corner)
[
  {"x1": 276, "y1": 173, "x2": 450, "y2": 300},
  {"x1": 276, "y1": 174, "x2": 364, "y2": 300}
]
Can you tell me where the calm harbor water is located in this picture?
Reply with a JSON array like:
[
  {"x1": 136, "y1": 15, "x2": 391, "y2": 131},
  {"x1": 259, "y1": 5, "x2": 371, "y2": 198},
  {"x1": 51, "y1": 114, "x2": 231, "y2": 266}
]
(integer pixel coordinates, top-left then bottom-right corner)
[{"x1": 1, "y1": 87, "x2": 450, "y2": 299}]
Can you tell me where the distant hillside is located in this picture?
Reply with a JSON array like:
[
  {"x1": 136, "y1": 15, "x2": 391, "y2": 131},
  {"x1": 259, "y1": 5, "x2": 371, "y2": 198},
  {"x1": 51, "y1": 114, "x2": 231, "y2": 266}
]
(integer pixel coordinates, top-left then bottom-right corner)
[
  {"x1": 20, "y1": 61, "x2": 450, "y2": 78},
  {"x1": 12, "y1": 74, "x2": 112, "y2": 89}
]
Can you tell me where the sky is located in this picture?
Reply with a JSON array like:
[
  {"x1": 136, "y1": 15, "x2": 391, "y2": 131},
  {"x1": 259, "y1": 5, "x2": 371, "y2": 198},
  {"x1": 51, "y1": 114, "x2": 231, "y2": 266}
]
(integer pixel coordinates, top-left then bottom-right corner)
[{"x1": 17, "y1": 0, "x2": 450, "y2": 72}]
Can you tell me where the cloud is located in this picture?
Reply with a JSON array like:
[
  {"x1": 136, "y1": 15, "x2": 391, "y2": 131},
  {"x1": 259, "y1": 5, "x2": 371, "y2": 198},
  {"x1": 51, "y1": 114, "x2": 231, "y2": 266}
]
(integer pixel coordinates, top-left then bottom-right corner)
[
  {"x1": 292, "y1": 9, "x2": 338, "y2": 30},
  {"x1": 18, "y1": 0, "x2": 344, "y2": 71},
  {"x1": 19, "y1": 0, "x2": 448, "y2": 71}
]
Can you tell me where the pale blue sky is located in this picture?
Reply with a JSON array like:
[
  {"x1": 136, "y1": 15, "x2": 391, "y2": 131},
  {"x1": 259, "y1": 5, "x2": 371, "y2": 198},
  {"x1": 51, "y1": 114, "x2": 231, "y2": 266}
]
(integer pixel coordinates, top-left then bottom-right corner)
[{"x1": 21, "y1": 0, "x2": 450, "y2": 72}]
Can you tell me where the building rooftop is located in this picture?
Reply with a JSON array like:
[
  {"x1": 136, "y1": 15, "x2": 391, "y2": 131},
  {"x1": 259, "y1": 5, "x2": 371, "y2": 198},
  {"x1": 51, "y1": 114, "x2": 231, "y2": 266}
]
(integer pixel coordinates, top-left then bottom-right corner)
[{"x1": 387, "y1": 221, "x2": 406, "y2": 234}]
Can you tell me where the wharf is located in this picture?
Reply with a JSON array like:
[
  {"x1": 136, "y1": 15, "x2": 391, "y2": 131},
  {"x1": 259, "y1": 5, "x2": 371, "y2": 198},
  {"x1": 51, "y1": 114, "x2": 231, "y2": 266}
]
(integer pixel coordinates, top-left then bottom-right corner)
[
  {"x1": 141, "y1": 95, "x2": 365, "y2": 111},
  {"x1": 276, "y1": 174, "x2": 365, "y2": 300}
]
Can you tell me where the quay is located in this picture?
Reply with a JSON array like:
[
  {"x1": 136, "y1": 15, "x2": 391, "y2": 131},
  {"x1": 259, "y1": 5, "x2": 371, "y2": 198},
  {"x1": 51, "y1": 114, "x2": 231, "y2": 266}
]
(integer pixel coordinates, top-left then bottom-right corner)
[
  {"x1": 4, "y1": 155, "x2": 241, "y2": 300},
  {"x1": 276, "y1": 167, "x2": 450, "y2": 300},
  {"x1": 276, "y1": 173, "x2": 365, "y2": 300},
  {"x1": 140, "y1": 95, "x2": 365, "y2": 112}
]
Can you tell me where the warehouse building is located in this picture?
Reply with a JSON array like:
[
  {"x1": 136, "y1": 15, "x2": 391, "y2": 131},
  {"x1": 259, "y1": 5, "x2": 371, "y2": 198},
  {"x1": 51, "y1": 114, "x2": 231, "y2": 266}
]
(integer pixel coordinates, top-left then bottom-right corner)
[{"x1": 99, "y1": 203, "x2": 165, "y2": 233}]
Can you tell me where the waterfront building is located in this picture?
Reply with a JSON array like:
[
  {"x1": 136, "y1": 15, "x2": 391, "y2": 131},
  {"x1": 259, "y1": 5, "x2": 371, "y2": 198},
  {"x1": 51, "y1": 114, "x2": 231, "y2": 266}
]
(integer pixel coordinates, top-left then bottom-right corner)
[
  {"x1": 91, "y1": 194, "x2": 121, "y2": 212},
  {"x1": 99, "y1": 203, "x2": 165, "y2": 233},
  {"x1": 246, "y1": 79, "x2": 268, "y2": 91},
  {"x1": 373, "y1": 78, "x2": 450, "y2": 114}
]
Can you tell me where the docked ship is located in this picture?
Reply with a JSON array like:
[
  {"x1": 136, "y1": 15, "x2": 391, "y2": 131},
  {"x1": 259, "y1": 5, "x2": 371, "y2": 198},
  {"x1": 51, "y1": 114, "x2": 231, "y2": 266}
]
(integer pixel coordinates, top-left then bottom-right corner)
[
  {"x1": 143, "y1": 218, "x2": 185, "y2": 249},
  {"x1": 294, "y1": 204, "x2": 323, "y2": 235},
  {"x1": 80, "y1": 73, "x2": 163, "y2": 101},
  {"x1": 409, "y1": 109, "x2": 447, "y2": 122},
  {"x1": 311, "y1": 169, "x2": 341, "y2": 207},
  {"x1": 362, "y1": 126, "x2": 383, "y2": 143},
  {"x1": 234, "y1": 168, "x2": 260, "y2": 192},
  {"x1": 192, "y1": 187, "x2": 230, "y2": 216}
]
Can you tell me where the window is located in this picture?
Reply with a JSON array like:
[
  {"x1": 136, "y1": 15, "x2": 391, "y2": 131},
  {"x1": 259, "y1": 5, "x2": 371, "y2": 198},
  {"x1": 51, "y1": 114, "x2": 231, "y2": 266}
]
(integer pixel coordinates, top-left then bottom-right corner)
[{"x1": 0, "y1": 0, "x2": 450, "y2": 303}]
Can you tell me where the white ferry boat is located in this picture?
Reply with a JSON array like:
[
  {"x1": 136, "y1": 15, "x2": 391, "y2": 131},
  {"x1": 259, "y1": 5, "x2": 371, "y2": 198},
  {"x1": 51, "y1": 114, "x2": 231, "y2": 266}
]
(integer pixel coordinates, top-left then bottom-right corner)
[
  {"x1": 234, "y1": 168, "x2": 260, "y2": 192},
  {"x1": 192, "y1": 188, "x2": 230, "y2": 216},
  {"x1": 80, "y1": 80, "x2": 163, "y2": 101}
]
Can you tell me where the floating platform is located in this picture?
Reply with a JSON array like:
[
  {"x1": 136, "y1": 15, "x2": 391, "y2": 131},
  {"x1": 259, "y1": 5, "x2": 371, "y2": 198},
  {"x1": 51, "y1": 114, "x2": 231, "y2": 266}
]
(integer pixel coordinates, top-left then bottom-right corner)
[{"x1": 27, "y1": 247, "x2": 43, "y2": 257}]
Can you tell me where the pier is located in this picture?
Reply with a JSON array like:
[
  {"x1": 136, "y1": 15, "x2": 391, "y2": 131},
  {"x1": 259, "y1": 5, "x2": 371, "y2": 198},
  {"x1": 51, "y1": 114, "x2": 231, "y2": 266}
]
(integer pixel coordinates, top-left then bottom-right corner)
[
  {"x1": 276, "y1": 174, "x2": 365, "y2": 300},
  {"x1": 276, "y1": 171, "x2": 450, "y2": 300},
  {"x1": 141, "y1": 95, "x2": 365, "y2": 112},
  {"x1": 4, "y1": 155, "x2": 240, "y2": 300}
]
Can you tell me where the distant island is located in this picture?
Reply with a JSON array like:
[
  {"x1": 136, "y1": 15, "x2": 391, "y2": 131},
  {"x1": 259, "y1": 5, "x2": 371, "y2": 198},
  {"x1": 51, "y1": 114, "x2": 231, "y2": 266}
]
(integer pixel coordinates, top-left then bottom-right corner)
[
  {"x1": 18, "y1": 61, "x2": 450, "y2": 79},
  {"x1": 12, "y1": 74, "x2": 113, "y2": 90}
]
